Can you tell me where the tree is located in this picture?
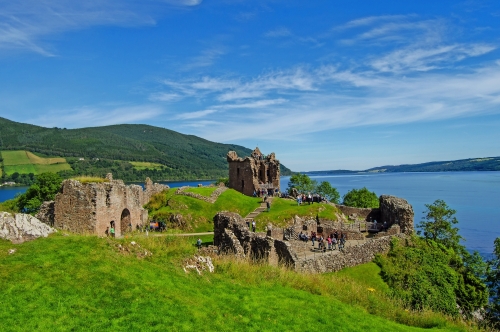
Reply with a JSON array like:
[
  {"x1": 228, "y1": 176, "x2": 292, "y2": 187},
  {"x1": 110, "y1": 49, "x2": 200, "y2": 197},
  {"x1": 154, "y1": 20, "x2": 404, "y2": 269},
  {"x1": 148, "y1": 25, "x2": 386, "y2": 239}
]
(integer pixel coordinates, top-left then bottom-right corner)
[
  {"x1": 16, "y1": 172, "x2": 62, "y2": 214},
  {"x1": 487, "y1": 237, "x2": 500, "y2": 326},
  {"x1": 342, "y1": 187, "x2": 379, "y2": 208},
  {"x1": 287, "y1": 173, "x2": 317, "y2": 194},
  {"x1": 316, "y1": 181, "x2": 340, "y2": 203},
  {"x1": 417, "y1": 199, "x2": 463, "y2": 253}
]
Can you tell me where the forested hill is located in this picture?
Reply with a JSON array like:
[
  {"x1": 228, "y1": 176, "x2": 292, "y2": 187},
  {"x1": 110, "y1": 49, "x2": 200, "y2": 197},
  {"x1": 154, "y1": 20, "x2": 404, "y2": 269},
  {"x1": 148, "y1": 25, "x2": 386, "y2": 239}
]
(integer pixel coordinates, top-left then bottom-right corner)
[
  {"x1": 0, "y1": 117, "x2": 292, "y2": 180},
  {"x1": 305, "y1": 157, "x2": 500, "y2": 175}
]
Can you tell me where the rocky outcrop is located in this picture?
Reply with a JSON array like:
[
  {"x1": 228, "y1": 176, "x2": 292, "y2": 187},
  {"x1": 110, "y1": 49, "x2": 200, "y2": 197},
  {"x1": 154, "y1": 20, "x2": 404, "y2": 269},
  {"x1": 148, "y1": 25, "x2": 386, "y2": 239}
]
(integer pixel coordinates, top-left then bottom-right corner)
[
  {"x1": 0, "y1": 212, "x2": 56, "y2": 243},
  {"x1": 379, "y1": 195, "x2": 414, "y2": 234}
]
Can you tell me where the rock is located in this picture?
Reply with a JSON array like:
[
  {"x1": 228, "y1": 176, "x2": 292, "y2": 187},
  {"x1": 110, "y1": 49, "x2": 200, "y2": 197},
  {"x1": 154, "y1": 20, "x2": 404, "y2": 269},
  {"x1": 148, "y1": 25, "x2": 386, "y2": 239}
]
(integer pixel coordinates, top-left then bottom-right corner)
[
  {"x1": 0, "y1": 212, "x2": 57, "y2": 243},
  {"x1": 8, "y1": 248, "x2": 16, "y2": 254}
]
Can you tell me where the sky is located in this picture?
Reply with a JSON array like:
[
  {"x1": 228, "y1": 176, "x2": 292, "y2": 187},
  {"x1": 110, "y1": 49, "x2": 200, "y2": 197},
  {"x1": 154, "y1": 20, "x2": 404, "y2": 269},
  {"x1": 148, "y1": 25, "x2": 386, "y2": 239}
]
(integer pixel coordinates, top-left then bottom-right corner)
[{"x1": 1, "y1": 0, "x2": 500, "y2": 171}]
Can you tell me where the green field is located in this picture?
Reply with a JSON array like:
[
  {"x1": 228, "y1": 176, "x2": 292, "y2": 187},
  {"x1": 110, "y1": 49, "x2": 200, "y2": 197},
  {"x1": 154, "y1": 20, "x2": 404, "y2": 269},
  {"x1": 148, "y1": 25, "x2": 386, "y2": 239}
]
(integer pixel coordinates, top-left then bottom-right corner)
[
  {"x1": 147, "y1": 188, "x2": 262, "y2": 232},
  {"x1": 0, "y1": 150, "x2": 71, "y2": 175},
  {"x1": 254, "y1": 197, "x2": 340, "y2": 228},
  {"x1": 0, "y1": 234, "x2": 471, "y2": 332},
  {"x1": 129, "y1": 161, "x2": 166, "y2": 170},
  {"x1": 184, "y1": 187, "x2": 218, "y2": 197}
]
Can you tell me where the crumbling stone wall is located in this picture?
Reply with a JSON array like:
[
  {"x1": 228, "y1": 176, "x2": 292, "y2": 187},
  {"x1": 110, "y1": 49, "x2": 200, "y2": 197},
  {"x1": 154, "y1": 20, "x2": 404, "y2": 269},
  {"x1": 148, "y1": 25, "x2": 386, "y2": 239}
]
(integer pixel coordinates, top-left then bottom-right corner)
[
  {"x1": 39, "y1": 174, "x2": 168, "y2": 237},
  {"x1": 227, "y1": 147, "x2": 280, "y2": 196},
  {"x1": 379, "y1": 195, "x2": 414, "y2": 234},
  {"x1": 296, "y1": 234, "x2": 406, "y2": 273},
  {"x1": 334, "y1": 204, "x2": 380, "y2": 222}
]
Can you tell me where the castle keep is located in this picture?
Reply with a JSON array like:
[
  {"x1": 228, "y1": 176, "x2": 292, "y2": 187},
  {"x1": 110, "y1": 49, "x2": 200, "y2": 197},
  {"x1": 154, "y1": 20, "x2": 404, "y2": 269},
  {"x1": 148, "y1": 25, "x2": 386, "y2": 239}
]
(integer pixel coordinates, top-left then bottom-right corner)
[
  {"x1": 227, "y1": 147, "x2": 280, "y2": 196},
  {"x1": 37, "y1": 174, "x2": 168, "y2": 237}
]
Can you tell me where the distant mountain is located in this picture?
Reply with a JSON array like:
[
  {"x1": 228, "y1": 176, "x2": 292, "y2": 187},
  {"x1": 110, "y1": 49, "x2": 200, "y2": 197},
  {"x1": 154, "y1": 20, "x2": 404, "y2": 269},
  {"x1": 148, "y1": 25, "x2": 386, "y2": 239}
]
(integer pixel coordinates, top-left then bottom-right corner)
[
  {"x1": 0, "y1": 117, "x2": 292, "y2": 181},
  {"x1": 304, "y1": 157, "x2": 500, "y2": 175}
]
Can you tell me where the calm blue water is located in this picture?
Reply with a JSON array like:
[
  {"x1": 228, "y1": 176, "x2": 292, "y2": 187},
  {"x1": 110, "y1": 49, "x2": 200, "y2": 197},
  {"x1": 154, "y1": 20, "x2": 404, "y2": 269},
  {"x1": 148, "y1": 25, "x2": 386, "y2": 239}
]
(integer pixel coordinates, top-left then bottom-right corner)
[{"x1": 1, "y1": 172, "x2": 498, "y2": 254}]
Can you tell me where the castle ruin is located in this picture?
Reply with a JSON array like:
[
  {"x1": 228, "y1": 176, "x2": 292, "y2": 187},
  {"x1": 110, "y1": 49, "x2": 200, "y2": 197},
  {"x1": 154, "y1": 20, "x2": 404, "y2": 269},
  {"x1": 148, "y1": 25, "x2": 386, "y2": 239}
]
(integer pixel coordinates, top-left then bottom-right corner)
[
  {"x1": 37, "y1": 174, "x2": 168, "y2": 237},
  {"x1": 227, "y1": 147, "x2": 280, "y2": 196}
]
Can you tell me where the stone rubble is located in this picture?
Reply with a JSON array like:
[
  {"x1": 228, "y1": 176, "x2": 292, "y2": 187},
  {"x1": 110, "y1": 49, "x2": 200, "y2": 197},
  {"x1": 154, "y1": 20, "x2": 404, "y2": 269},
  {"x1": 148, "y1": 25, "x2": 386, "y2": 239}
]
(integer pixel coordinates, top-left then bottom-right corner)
[{"x1": 0, "y1": 212, "x2": 57, "y2": 243}]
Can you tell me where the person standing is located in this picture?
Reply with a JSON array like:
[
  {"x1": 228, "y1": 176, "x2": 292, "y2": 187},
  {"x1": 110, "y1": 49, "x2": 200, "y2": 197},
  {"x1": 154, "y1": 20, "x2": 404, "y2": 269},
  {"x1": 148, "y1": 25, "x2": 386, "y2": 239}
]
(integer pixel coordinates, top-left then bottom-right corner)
[
  {"x1": 196, "y1": 238, "x2": 202, "y2": 249},
  {"x1": 252, "y1": 220, "x2": 256, "y2": 232},
  {"x1": 105, "y1": 227, "x2": 109, "y2": 237},
  {"x1": 266, "y1": 201, "x2": 270, "y2": 212},
  {"x1": 110, "y1": 226, "x2": 115, "y2": 238}
]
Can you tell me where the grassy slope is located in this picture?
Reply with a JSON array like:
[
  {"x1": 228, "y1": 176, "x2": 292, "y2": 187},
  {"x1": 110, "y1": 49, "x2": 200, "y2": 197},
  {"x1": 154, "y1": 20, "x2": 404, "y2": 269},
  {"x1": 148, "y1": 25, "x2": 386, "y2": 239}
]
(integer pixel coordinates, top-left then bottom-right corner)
[
  {"x1": 254, "y1": 197, "x2": 340, "y2": 228},
  {"x1": 0, "y1": 234, "x2": 470, "y2": 332},
  {"x1": 129, "y1": 161, "x2": 166, "y2": 170},
  {"x1": 147, "y1": 188, "x2": 262, "y2": 232}
]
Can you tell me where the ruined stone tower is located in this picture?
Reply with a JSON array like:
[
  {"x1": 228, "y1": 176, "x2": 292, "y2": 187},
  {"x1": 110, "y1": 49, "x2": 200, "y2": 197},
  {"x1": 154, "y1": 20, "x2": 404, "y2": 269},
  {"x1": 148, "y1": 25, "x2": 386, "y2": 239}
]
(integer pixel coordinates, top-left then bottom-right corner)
[{"x1": 227, "y1": 147, "x2": 280, "y2": 196}]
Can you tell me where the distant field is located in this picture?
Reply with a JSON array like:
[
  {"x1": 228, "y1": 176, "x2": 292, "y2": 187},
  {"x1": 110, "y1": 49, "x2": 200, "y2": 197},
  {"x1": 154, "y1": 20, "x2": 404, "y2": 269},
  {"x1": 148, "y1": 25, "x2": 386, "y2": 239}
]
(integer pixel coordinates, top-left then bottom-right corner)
[
  {"x1": 129, "y1": 161, "x2": 165, "y2": 170},
  {"x1": 1, "y1": 150, "x2": 71, "y2": 175}
]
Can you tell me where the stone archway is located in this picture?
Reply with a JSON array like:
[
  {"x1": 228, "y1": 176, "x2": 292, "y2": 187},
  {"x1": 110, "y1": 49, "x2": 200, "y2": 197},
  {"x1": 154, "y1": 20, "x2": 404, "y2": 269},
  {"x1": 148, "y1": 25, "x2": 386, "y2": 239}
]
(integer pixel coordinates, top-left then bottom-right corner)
[{"x1": 120, "y1": 209, "x2": 131, "y2": 234}]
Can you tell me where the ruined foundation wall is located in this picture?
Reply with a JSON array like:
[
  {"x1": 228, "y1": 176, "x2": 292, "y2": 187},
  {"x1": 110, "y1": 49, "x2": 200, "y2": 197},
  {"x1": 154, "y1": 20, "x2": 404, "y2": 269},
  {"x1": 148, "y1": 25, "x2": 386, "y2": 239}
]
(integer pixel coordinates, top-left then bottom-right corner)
[
  {"x1": 333, "y1": 204, "x2": 380, "y2": 222},
  {"x1": 296, "y1": 234, "x2": 406, "y2": 273},
  {"x1": 51, "y1": 175, "x2": 169, "y2": 236},
  {"x1": 379, "y1": 195, "x2": 414, "y2": 234}
]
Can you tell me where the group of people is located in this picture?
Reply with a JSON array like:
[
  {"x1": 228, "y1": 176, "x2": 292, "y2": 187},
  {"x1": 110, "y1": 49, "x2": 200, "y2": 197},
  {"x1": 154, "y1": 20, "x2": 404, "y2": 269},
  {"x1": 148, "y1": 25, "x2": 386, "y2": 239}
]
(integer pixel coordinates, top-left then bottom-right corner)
[
  {"x1": 296, "y1": 193, "x2": 325, "y2": 205},
  {"x1": 298, "y1": 230, "x2": 347, "y2": 251}
]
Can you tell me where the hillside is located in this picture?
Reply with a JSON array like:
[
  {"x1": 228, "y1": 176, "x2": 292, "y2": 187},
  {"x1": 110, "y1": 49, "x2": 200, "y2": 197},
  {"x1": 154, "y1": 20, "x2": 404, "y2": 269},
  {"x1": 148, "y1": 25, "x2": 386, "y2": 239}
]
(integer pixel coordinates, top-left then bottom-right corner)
[
  {"x1": 0, "y1": 117, "x2": 292, "y2": 181},
  {"x1": 305, "y1": 157, "x2": 500, "y2": 175},
  {"x1": 0, "y1": 233, "x2": 471, "y2": 331}
]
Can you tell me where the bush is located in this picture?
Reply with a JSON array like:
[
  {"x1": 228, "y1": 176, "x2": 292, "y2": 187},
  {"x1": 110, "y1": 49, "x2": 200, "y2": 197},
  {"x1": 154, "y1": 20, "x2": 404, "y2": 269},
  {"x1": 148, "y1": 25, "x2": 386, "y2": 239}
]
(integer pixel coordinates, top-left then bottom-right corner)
[{"x1": 342, "y1": 187, "x2": 379, "y2": 208}]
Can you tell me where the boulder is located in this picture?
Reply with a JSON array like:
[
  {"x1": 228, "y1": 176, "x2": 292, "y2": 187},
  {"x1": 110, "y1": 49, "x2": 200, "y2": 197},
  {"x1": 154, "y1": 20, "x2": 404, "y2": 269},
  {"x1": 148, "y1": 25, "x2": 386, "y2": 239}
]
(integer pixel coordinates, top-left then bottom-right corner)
[{"x1": 0, "y1": 212, "x2": 57, "y2": 243}]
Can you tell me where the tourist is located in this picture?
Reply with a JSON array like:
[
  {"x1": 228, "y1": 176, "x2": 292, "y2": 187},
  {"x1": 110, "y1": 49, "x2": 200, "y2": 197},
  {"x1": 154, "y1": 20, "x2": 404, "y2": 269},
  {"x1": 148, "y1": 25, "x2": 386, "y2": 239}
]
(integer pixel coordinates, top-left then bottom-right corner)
[
  {"x1": 297, "y1": 196, "x2": 301, "y2": 205},
  {"x1": 311, "y1": 231, "x2": 316, "y2": 247},
  {"x1": 196, "y1": 238, "x2": 202, "y2": 249},
  {"x1": 308, "y1": 193, "x2": 312, "y2": 205},
  {"x1": 266, "y1": 201, "x2": 270, "y2": 212},
  {"x1": 332, "y1": 237, "x2": 337, "y2": 250},
  {"x1": 105, "y1": 227, "x2": 109, "y2": 237},
  {"x1": 327, "y1": 236, "x2": 332, "y2": 250},
  {"x1": 252, "y1": 221, "x2": 256, "y2": 232},
  {"x1": 110, "y1": 226, "x2": 115, "y2": 238}
]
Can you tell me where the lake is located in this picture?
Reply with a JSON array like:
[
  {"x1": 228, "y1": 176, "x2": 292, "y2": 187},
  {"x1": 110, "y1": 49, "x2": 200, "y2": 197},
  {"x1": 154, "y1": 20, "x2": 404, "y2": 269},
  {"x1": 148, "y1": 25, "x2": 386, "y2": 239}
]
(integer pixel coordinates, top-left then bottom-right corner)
[{"x1": 1, "y1": 172, "x2": 498, "y2": 254}]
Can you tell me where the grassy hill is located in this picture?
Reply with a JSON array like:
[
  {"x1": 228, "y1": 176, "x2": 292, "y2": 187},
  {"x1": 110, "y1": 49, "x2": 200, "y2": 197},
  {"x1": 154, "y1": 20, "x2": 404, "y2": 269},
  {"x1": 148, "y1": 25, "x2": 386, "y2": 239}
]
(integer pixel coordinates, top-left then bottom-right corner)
[
  {"x1": 1, "y1": 150, "x2": 71, "y2": 175},
  {"x1": 0, "y1": 233, "x2": 473, "y2": 331},
  {"x1": 305, "y1": 157, "x2": 500, "y2": 175},
  {"x1": 0, "y1": 117, "x2": 292, "y2": 181}
]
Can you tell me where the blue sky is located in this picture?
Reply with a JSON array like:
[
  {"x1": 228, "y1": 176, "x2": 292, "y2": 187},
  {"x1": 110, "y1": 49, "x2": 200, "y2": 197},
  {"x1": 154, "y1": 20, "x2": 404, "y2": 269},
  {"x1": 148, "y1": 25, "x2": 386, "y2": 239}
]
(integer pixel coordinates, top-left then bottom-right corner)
[{"x1": 1, "y1": 0, "x2": 500, "y2": 171}]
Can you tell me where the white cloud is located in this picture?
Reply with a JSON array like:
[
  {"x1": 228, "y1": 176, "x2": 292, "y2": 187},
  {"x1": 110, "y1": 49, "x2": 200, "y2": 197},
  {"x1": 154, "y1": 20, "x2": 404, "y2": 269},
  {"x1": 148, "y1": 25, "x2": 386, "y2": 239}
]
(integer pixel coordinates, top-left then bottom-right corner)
[
  {"x1": 0, "y1": 0, "x2": 201, "y2": 55},
  {"x1": 175, "y1": 109, "x2": 217, "y2": 120},
  {"x1": 33, "y1": 104, "x2": 164, "y2": 128}
]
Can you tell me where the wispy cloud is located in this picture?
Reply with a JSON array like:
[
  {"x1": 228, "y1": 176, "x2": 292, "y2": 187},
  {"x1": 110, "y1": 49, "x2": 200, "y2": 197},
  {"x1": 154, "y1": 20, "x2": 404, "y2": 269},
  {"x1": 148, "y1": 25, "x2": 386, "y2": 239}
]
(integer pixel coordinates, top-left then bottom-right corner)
[
  {"x1": 33, "y1": 104, "x2": 164, "y2": 128},
  {"x1": 175, "y1": 109, "x2": 217, "y2": 120},
  {"x1": 0, "y1": 0, "x2": 202, "y2": 56},
  {"x1": 182, "y1": 47, "x2": 226, "y2": 70}
]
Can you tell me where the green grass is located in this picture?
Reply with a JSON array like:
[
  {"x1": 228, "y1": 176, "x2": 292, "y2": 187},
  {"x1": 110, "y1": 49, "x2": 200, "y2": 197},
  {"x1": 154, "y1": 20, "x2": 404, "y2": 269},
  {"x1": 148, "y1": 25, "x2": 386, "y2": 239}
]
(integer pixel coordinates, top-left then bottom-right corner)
[
  {"x1": 184, "y1": 187, "x2": 218, "y2": 197},
  {"x1": 0, "y1": 234, "x2": 474, "y2": 331},
  {"x1": 2, "y1": 151, "x2": 32, "y2": 165},
  {"x1": 130, "y1": 161, "x2": 166, "y2": 170},
  {"x1": 147, "y1": 188, "x2": 262, "y2": 232},
  {"x1": 4, "y1": 164, "x2": 37, "y2": 175},
  {"x1": 254, "y1": 197, "x2": 340, "y2": 228},
  {"x1": 1, "y1": 150, "x2": 71, "y2": 175}
]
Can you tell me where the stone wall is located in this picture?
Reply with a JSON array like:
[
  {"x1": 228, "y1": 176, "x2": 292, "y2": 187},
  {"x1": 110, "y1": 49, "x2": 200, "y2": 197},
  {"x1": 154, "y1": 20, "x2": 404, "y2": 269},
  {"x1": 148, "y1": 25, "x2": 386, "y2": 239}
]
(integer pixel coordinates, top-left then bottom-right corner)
[
  {"x1": 379, "y1": 195, "x2": 414, "y2": 234},
  {"x1": 175, "y1": 186, "x2": 227, "y2": 203},
  {"x1": 38, "y1": 174, "x2": 168, "y2": 237},
  {"x1": 296, "y1": 234, "x2": 406, "y2": 273},
  {"x1": 214, "y1": 210, "x2": 408, "y2": 274},
  {"x1": 334, "y1": 204, "x2": 380, "y2": 222},
  {"x1": 227, "y1": 147, "x2": 280, "y2": 196}
]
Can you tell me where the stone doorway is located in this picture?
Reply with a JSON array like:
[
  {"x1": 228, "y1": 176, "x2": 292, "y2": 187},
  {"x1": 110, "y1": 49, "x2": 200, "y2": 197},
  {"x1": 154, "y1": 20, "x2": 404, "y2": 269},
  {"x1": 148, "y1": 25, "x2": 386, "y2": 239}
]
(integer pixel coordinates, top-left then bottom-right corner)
[{"x1": 120, "y1": 209, "x2": 131, "y2": 234}]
